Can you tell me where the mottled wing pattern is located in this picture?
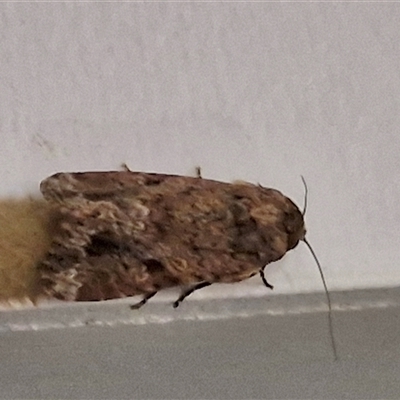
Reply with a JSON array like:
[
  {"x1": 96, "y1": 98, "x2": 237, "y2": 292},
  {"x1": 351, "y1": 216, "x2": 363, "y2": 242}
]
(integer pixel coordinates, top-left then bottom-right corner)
[{"x1": 38, "y1": 171, "x2": 305, "y2": 302}]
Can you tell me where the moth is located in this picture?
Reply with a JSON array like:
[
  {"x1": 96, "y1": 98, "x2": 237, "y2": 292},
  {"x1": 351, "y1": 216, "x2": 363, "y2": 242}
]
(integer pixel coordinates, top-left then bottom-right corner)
[
  {"x1": 38, "y1": 167, "x2": 329, "y2": 300},
  {"x1": 38, "y1": 167, "x2": 307, "y2": 304},
  {"x1": 38, "y1": 167, "x2": 337, "y2": 358}
]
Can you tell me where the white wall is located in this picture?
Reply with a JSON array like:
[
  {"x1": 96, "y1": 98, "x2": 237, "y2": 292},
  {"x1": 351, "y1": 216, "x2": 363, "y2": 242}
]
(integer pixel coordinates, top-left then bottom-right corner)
[{"x1": 1, "y1": 3, "x2": 399, "y2": 296}]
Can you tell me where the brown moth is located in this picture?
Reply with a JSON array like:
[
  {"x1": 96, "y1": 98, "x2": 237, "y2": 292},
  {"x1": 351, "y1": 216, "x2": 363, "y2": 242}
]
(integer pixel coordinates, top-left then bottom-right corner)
[
  {"x1": 38, "y1": 169, "x2": 305, "y2": 305},
  {"x1": 38, "y1": 168, "x2": 337, "y2": 358}
]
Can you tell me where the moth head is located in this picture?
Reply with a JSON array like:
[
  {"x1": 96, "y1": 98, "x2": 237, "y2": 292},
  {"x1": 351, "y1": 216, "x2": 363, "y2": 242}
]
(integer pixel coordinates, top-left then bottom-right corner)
[{"x1": 285, "y1": 175, "x2": 308, "y2": 250}]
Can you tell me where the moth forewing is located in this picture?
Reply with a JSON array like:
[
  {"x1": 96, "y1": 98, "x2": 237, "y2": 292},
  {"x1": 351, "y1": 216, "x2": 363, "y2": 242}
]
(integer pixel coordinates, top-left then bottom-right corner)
[{"x1": 38, "y1": 171, "x2": 309, "y2": 306}]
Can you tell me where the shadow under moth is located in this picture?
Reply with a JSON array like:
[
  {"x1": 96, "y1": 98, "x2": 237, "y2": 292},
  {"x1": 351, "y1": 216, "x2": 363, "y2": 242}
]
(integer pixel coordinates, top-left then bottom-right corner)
[{"x1": 38, "y1": 167, "x2": 336, "y2": 358}]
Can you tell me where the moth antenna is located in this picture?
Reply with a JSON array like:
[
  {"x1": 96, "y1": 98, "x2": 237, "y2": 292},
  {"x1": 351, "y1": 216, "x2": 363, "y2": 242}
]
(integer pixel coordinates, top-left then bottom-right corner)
[
  {"x1": 301, "y1": 175, "x2": 308, "y2": 216},
  {"x1": 303, "y1": 238, "x2": 338, "y2": 361}
]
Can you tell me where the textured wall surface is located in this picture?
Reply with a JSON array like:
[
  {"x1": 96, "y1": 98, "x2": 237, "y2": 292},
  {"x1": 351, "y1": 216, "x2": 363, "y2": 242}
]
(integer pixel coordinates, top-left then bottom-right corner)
[{"x1": 1, "y1": 3, "x2": 399, "y2": 294}]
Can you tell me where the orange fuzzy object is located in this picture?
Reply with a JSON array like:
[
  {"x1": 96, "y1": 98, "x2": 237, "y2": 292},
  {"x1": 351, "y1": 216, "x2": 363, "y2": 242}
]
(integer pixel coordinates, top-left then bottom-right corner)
[{"x1": 0, "y1": 199, "x2": 56, "y2": 304}]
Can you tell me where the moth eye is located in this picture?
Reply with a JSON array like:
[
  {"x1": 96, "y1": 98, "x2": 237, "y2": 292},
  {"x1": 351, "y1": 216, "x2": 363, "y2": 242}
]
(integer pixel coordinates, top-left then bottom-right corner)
[{"x1": 287, "y1": 238, "x2": 300, "y2": 250}]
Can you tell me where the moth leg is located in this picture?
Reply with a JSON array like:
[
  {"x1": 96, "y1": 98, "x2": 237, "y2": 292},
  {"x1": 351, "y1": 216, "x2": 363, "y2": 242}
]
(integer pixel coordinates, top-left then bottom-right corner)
[
  {"x1": 173, "y1": 281, "x2": 211, "y2": 308},
  {"x1": 130, "y1": 291, "x2": 158, "y2": 310},
  {"x1": 260, "y1": 268, "x2": 274, "y2": 290},
  {"x1": 195, "y1": 166, "x2": 202, "y2": 179},
  {"x1": 121, "y1": 163, "x2": 131, "y2": 172}
]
